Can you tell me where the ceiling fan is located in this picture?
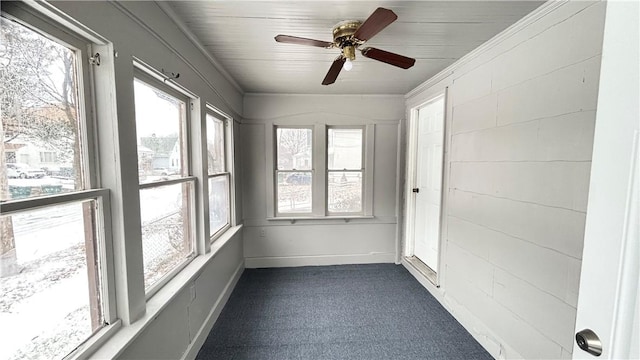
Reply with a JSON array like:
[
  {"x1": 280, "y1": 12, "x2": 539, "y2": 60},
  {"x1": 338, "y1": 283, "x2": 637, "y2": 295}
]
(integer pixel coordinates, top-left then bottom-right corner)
[{"x1": 274, "y1": 7, "x2": 416, "y2": 85}]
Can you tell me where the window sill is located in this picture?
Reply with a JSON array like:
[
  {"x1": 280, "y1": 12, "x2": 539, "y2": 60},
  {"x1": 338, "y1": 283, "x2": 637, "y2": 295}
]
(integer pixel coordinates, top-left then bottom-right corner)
[
  {"x1": 267, "y1": 215, "x2": 374, "y2": 223},
  {"x1": 85, "y1": 225, "x2": 242, "y2": 360},
  {"x1": 67, "y1": 319, "x2": 122, "y2": 360}
]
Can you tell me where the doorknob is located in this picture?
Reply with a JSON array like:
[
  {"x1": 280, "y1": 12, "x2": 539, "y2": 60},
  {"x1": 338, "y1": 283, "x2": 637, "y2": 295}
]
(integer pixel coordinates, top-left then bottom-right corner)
[{"x1": 575, "y1": 329, "x2": 602, "y2": 356}]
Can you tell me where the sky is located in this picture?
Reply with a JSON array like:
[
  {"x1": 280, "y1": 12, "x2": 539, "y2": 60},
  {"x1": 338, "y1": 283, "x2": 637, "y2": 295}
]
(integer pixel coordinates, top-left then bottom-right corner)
[{"x1": 133, "y1": 79, "x2": 183, "y2": 141}]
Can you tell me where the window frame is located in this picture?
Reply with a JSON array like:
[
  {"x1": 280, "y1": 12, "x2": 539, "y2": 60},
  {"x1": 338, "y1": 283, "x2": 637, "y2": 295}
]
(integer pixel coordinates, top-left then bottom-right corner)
[
  {"x1": 326, "y1": 125, "x2": 366, "y2": 216},
  {"x1": 205, "y1": 108, "x2": 233, "y2": 241},
  {"x1": 267, "y1": 123, "x2": 374, "y2": 220},
  {"x1": 274, "y1": 125, "x2": 315, "y2": 216},
  {"x1": 0, "y1": 3, "x2": 118, "y2": 359},
  {"x1": 132, "y1": 67, "x2": 198, "y2": 299}
]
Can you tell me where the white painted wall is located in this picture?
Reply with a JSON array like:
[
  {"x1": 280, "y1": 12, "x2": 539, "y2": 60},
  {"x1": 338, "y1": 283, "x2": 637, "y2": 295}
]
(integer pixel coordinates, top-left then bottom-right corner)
[
  {"x1": 39, "y1": 1, "x2": 610, "y2": 359},
  {"x1": 242, "y1": 94, "x2": 404, "y2": 267},
  {"x1": 403, "y1": 2, "x2": 605, "y2": 359},
  {"x1": 44, "y1": 2, "x2": 246, "y2": 359}
]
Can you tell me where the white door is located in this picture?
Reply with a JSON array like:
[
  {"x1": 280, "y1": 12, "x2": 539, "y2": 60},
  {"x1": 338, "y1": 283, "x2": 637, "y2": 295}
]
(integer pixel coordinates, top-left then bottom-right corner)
[
  {"x1": 412, "y1": 95, "x2": 445, "y2": 271},
  {"x1": 573, "y1": 1, "x2": 639, "y2": 359}
]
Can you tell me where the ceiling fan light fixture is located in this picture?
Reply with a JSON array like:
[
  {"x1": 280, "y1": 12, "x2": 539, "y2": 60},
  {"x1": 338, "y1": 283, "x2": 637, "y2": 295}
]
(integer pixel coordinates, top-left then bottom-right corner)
[{"x1": 343, "y1": 59, "x2": 353, "y2": 71}]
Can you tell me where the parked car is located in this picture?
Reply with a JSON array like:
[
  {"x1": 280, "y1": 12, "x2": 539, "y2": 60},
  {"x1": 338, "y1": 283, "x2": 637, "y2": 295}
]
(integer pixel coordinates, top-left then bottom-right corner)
[
  {"x1": 6, "y1": 166, "x2": 19, "y2": 179},
  {"x1": 6, "y1": 163, "x2": 46, "y2": 179},
  {"x1": 285, "y1": 173, "x2": 312, "y2": 185},
  {"x1": 152, "y1": 167, "x2": 178, "y2": 176}
]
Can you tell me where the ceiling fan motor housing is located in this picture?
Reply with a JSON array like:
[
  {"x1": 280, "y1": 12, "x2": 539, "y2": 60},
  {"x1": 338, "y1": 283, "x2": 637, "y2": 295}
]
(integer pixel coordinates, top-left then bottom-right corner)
[{"x1": 332, "y1": 20, "x2": 362, "y2": 60}]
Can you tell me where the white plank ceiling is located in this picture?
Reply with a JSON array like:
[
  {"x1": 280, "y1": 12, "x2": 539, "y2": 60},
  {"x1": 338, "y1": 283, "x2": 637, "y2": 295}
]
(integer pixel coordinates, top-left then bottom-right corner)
[{"x1": 166, "y1": 1, "x2": 544, "y2": 94}]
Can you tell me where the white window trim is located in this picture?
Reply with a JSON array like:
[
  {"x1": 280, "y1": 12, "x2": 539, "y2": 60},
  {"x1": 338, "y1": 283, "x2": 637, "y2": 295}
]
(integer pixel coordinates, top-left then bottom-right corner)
[
  {"x1": 273, "y1": 125, "x2": 316, "y2": 217},
  {"x1": 132, "y1": 69, "x2": 199, "y2": 297},
  {"x1": 326, "y1": 125, "x2": 366, "y2": 216},
  {"x1": 205, "y1": 106, "x2": 235, "y2": 243},
  {"x1": 3, "y1": 3, "x2": 244, "y2": 360},
  {"x1": 266, "y1": 123, "x2": 374, "y2": 219},
  {"x1": 0, "y1": 190, "x2": 118, "y2": 359},
  {"x1": 1, "y1": 3, "x2": 118, "y2": 360}
]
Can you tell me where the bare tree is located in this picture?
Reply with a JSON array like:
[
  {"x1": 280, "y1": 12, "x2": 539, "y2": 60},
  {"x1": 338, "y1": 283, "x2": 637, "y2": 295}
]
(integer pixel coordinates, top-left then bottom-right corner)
[
  {"x1": 278, "y1": 129, "x2": 310, "y2": 168},
  {"x1": 1, "y1": 17, "x2": 80, "y2": 276}
]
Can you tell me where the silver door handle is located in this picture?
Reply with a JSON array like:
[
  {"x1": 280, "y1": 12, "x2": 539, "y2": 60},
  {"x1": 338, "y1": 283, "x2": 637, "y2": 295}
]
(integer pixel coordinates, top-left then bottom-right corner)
[{"x1": 576, "y1": 329, "x2": 602, "y2": 356}]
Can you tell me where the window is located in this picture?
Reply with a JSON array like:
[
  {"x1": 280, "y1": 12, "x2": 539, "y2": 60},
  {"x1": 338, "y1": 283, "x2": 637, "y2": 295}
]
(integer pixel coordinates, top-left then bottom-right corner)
[
  {"x1": 39, "y1": 151, "x2": 57, "y2": 163},
  {"x1": 0, "y1": 10, "x2": 113, "y2": 360},
  {"x1": 275, "y1": 127, "x2": 313, "y2": 214},
  {"x1": 269, "y1": 124, "x2": 372, "y2": 218},
  {"x1": 206, "y1": 112, "x2": 231, "y2": 238},
  {"x1": 327, "y1": 127, "x2": 364, "y2": 214},
  {"x1": 133, "y1": 73, "x2": 195, "y2": 294}
]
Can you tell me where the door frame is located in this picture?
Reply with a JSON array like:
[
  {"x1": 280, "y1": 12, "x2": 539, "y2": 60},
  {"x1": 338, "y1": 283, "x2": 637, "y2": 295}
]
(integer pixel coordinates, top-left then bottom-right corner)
[
  {"x1": 573, "y1": 0, "x2": 640, "y2": 357},
  {"x1": 403, "y1": 90, "x2": 447, "y2": 282}
]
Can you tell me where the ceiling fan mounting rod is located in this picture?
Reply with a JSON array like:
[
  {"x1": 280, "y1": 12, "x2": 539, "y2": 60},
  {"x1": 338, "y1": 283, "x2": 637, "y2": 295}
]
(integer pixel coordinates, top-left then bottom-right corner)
[{"x1": 343, "y1": 45, "x2": 356, "y2": 61}]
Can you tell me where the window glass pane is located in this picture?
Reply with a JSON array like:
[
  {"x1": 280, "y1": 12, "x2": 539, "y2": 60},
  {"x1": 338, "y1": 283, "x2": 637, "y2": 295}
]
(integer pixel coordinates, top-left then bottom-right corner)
[
  {"x1": 133, "y1": 79, "x2": 185, "y2": 184},
  {"x1": 140, "y1": 182, "x2": 194, "y2": 291},
  {"x1": 276, "y1": 128, "x2": 312, "y2": 170},
  {"x1": 328, "y1": 171, "x2": 362, "y2": 213},
  {"x1": 208, "y1": 176, "x2": 229, "y2": 237},
  {"x1": 277, "y1": 171, "x2": 312, "y2": 213},
  {"x1": 1, "y1": 17, "x2": 85, "y2": 202},
  {"x1": 206, "y1": 114, "x2": 225, "y2": 174},
  {"x1": 327, "y1": 128, "x2": 362, "y2": 170},
  {"x1": 0, "y1": 200, "x2": 104, "y2": 360}
]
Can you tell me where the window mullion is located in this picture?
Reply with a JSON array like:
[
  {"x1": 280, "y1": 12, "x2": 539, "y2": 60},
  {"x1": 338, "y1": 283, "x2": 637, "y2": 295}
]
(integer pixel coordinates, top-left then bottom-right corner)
[
  {"x1": 314, "y1": 123, "x2": 326, "y2": 215},
  {"x1": 364, "y1": 124, "x2": 375, "y2": 216}
]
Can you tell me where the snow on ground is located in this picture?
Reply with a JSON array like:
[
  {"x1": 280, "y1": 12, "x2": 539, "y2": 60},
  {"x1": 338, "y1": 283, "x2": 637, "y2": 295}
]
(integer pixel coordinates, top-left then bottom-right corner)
[{"x1": 1, "y1": 190, "x2": 187, "y2": 359}]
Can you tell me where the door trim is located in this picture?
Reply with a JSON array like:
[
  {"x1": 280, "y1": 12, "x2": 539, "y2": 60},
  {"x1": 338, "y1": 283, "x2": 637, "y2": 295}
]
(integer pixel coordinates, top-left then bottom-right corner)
[{"x1": 403, "y1": 90, "x2": 448, "y2": 284}]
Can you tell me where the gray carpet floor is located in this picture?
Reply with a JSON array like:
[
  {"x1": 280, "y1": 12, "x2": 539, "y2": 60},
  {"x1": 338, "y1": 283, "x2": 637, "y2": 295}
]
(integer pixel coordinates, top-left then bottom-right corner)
[{"x1": 196, "y1": 264, "x2": 493, "y2": 360}]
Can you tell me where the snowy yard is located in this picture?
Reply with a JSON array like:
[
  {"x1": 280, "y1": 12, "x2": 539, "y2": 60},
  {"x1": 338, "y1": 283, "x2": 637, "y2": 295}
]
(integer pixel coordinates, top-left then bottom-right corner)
[{"x1": 1, "y1": 186, "x2": 188, "y2": 360}]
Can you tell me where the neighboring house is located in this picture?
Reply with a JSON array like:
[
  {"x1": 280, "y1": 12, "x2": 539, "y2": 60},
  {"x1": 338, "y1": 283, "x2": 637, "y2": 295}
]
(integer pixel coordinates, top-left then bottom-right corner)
[
  {"x1": 169, "y1": 139, "x2": 181, "y2": 171},
  {"x1": 5, "y1": 139, "x2": 63, "y2": 171},
  {"x1": 136, "y1": 144, "x2": 154, "y2": 174},
  {"x1": 140, "y1": 136, "x2": 179, "y2": 171},
  {"x1": 3, "y1": 105, "x2": 75, "y2": 171},
  {"x1": 291, "y1": 148, "x2": 311, "y2": 170}
]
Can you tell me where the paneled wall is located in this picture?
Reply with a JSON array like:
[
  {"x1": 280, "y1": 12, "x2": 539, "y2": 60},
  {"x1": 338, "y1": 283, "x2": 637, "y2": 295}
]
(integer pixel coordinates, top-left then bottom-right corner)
[
  {"x1": 404, "y1": 2, "x2": 605, "y2": 358},
  {"x1": 242, "y1": 94, "x2": 404, "y2": 267}
]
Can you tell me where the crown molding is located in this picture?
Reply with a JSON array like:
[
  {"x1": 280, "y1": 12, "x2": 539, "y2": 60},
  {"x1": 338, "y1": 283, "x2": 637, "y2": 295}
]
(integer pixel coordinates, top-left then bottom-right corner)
[
  {"x1": 244, "y1": 93, "x2": 404, "y2": 98},
  {"x1": 108, "y1": 1, "x2": 243, "y2": 117},
  {"x1": 155, "y1": 1, "x2": 244, "y2": 95}
]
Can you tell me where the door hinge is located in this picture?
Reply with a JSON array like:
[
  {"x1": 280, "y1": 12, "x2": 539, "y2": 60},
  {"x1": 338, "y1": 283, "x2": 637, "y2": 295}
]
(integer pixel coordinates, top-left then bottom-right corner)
[{"x1": 412, "y1": 188, "x2": 419, "y2": 193}]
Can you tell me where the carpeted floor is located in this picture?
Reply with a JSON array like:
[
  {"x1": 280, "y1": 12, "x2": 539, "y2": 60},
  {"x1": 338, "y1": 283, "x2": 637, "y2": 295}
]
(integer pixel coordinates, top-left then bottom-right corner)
[{"x1": 196, "y1": 264, "x2": 493, "y2": 360}]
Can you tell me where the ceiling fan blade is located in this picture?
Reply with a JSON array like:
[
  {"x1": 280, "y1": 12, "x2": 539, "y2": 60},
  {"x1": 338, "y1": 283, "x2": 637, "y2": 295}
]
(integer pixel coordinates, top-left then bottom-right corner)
[
  {"x1": 361, "y1": 47, "x2": 415, "y2": 69},
  {"x1": 353, "y1": 7, "x2": 398, "y2": 42},
  {"x1": 275, "y1": 35, "x2": 334, "y2": 48},
  {"x1": 322, "y1": 57, "x2": 346, "y2": 85}
]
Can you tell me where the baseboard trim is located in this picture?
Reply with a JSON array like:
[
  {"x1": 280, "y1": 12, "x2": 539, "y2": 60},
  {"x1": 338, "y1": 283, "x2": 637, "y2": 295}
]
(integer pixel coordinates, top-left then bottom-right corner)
[
  {"x1": 181, "y1": 260, "x2": 244, "y2": 360},
  {"x1": 245, "y1": 253, "x2": 396, "y2": 268},
  {"x1": 401, "y1": 258, "x2": 523, "y2": 360}
]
